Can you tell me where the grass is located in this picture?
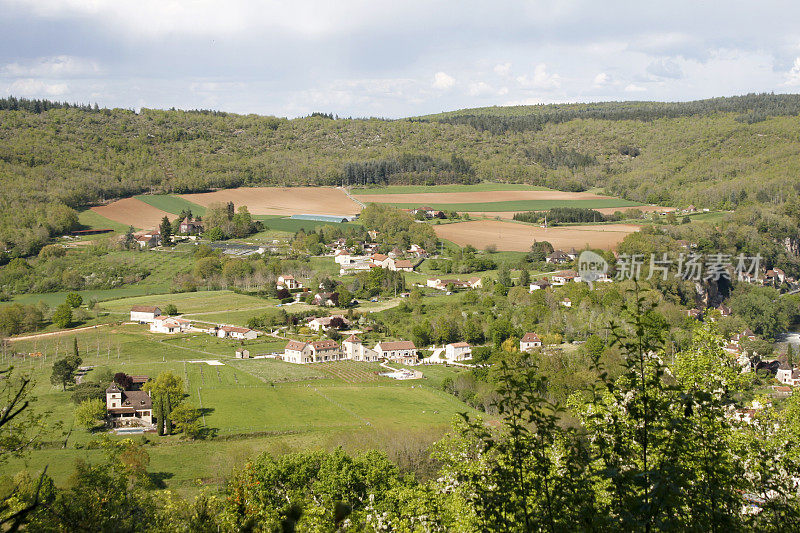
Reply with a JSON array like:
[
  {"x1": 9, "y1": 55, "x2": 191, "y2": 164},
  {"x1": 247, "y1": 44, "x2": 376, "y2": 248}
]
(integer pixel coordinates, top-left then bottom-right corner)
[
  {"x1": 257, "y1": 218, "x2": 358, "y2": 233},
  {"x1": 100, "y1": 290, "x2": 274, "y2": 316},
  {"x1": 76, "y1": 209, "x2": 131, "y2": 234},
  {"x1": 134, "y1": 194, "x2": 207, "y2": 216},
  {"x1": 352, "y1": 183, "x2": 551, "y2": 194},
  {"x1": 2, "y1": 320, "x2": 484, "y2": 491},
  {"x1": 387, "y1": 198, "x2": 644, "y2": 212}
]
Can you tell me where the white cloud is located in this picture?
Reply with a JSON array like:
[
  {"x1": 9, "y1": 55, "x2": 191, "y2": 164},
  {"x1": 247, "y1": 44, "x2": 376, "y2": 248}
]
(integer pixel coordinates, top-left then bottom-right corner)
[
  {"x1": 784, "y1": 57, "x2": 800, "y2": 86},
  {"x1": 624, "y1": 83, "x2": 646, "y2": 92},
  {"x1": 467, "y1": 81, "x2": 493, "y2": 96},
  {"x1": 2, "y1": 55, "x2": 100, "y2": 78},
  {"x1": 493, "y1": 62, "x2": 511, "y2": 76},
  {"x1": 7, "y1": 78, "x2": 69, "y2": 96},
  {"x1": 592, "y1": 72, "x2": 610, "y2": 88},
  {"x1": 515, "y1": 64, "x2": 561, "y2": 89},
  {"x1": 432, "y1": 71, "x2": 455, "y2": 90}
]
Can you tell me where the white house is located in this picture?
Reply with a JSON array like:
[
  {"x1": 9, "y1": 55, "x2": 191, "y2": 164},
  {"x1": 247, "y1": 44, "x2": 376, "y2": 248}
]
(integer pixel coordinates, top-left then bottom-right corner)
[
  {"x1": 131, "y1": 306, "x2": 161, "y2": 323},
  {"x1": 339, "y1": 262, "x2": 372, "y2": 276},
  {"x1": 342, "y1": 335, "x2": 380, "y2": 361},
  {"x1": 520, "y1": 332, "x2": 543, "y2": 352},
  {"x1": 283, "y1": 339, "x2": 342, "y2": 364},
  {"x1": 150, "y1": 316, "x2": 191, "y2": 334},
  {"x1": 375, "y1": 340, "x2": 418, "y2": 365},
  {"x1": 445, "y1": 342, "x2": 472, "y2": 361},
  {"x1": 529, "y1": 280, "x2": 551, "y2": 292},
  {"x1": 277, "y1": 275, "x2": 300, "y2": 290},
  {"x1": 777, "y1": 364, "x2": 800, "y2": 386},
  {"x1": 308, "y1": 315, "x2": 350, "y2": 331},
  {"x1": 551, "y1": 270, "x2": 579, "y2": 286},
  {"x1": 560, "y1": 298, "x2": 572, "y2": 307},
  {"x1": 217, "y1": 326, "x2": 258, "y2": 340}
]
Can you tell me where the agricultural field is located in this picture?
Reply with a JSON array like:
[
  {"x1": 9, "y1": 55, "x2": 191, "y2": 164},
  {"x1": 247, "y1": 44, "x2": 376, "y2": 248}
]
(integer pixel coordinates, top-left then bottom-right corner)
[
  {"x1": 434, "y1": 220, "x2": 640, "y2": 251},
  {"x1": 100, "y1": 290, "x2": 275, "y2": 316},
  {"x1": 2, "y1": 321, "x2": 479, "y2": 490},
  {"x1": 352, "y1": 183, "x2": 551, "y2": 194},
  {"x1": 90, "y1": 198, "x2": 173, "y2": 230},
  {"x1": 134, "y1": 194, "x2": 207, "y2": 216},
  {"x1": 179, "y1": 187, "x2": 361, "y2": 217}
]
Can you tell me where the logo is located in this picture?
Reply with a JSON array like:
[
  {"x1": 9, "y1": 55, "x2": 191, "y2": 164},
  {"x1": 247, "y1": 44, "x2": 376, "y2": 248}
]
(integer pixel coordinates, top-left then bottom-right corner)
[{"x1": 578, "y1": 251, "x2": 608, "y2": 289}]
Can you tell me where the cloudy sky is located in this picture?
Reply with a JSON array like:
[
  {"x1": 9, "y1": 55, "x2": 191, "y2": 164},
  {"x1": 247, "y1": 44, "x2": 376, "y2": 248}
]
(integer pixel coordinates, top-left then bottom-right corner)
[{"x1": 3, "y1": 1, "x2": 800, "y2": 118}]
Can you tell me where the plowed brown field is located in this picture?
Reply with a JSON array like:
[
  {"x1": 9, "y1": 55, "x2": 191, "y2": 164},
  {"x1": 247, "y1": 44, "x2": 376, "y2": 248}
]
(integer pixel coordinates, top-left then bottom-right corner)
[
  {"x1": 91, "y1": 198, "x2": 172, "y2": 230},
  {"x1": 179, "y1": 187, "x2": 361, "y2": 216},
  {"x1": 434, "y1": 220, "x2": 640, "y2": 251}
]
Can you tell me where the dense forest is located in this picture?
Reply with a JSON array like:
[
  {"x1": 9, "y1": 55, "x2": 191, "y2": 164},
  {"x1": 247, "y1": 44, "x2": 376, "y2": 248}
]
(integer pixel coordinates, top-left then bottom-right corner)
[{"x1": 2, "y1": 93, "x2": 800, "y2": 256}]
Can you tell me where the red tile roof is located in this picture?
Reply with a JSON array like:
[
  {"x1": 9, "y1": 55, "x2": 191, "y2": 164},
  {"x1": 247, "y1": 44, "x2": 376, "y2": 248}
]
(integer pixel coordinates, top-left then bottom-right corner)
[{"x1": 521, "y1": 332, "x2": 541, "y2": 343}]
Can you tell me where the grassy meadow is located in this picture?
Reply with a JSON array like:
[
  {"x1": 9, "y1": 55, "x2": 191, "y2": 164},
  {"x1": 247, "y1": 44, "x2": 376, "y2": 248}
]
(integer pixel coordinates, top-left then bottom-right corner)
[{"x1": 2, "y1": 321, "x2": 476, "y2": 492}]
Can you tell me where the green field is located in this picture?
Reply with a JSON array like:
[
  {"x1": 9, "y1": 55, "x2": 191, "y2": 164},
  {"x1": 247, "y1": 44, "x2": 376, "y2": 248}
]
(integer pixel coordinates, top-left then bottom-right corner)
[
  {"x1": 135, "y1": 194, "x2": 207, "y2": 216},
  {"x1": 76, "y1": 209, "x2": 131, "y2": 234},
  {"x1": 387, "y1": 198, "x2": 644, "y2": 212},
  {"x1": 352, "y1": 183, "x2": 551, "y2": 194},
  {"x1": 101, "y1": 290, "x2": 275, "y2": 316},
  {"x1": 2, "y1": 322, "x2": 476, "y2": 490}
]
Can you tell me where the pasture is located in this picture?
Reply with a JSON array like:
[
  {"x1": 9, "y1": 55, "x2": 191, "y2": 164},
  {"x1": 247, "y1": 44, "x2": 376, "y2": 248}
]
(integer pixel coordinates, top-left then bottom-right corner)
[
  {"x1": 434, "y1": 220, "x2": 640, "y2": 251},
  {"x1": 135, "y1": 194, "x2": 207, "y2": 216},
  {"x1": 2, "y1": 323, "x2": 475, "y2": 491}
]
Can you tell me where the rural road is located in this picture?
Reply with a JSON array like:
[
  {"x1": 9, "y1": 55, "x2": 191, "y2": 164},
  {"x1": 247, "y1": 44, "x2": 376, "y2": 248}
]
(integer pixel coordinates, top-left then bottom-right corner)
[{"x1": 7, "y1": 323, "x2": 112, "y2": 343}]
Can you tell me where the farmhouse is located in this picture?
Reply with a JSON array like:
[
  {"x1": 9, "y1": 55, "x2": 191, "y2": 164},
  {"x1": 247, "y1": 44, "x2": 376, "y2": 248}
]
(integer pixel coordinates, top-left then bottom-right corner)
[
  {"x1": 277, "y1": 274, "x2": 300, "y2": 290},
  {"x1": 342, "y1": 335, "x2": 380, "y2": 361},
  {"x1": 130, "y1": 306, "x2": 161, "y2": 323},
  {"x1": 308, "y1": 315, "x2": 350, "y2": 331},
  {"x1": 551, "y1": 270, "x2": 579, "y2": 285},
  {"x1": 217, "y1": 326, "x2": 258, "y2": 340},
  {"x1": 520, "y1": 332, "x2": 543, "y2": 352},
  {"x1": 375, "y1": 340, "x2": 418, "y2": 365},
  {"x1": 546, "y1": 250, "x2": 573, "y2": 264},
  {"x1": 445, "y1": 342, "x2": 472, "y2": 361},
  {"x1": 529, "y1": 279, "x2": 551, "y2": 291},
  {"x1": 150, "y1": 316, "x2": 192, "y2": 334},
  {"x1": 178, "y1": 217, "x2": 204, "y2": 234},
  {"x1": 283, "y1": 339, "x2": 342, "y2": 364},
  {"x1": 106, "y1": 382, "x2": 153, "y2": 427},
  {"x1": 387, "y1": 258, "x2": 414, "y2": 272}
]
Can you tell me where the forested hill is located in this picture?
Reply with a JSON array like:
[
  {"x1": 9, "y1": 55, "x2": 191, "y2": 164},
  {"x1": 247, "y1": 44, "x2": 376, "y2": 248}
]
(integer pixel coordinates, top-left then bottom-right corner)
[{"x1": 2, "y1": 93, "x2": 800, "y2": 254}]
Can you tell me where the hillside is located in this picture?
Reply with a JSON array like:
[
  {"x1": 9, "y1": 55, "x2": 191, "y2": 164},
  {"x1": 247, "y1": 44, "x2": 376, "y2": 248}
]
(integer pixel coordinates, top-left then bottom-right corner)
[{"x1": 2, "y1": 93, "x2": 800, "y2": 254}]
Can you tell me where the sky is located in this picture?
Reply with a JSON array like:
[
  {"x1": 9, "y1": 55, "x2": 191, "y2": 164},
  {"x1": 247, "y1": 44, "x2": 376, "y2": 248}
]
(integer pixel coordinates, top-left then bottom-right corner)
[{"x1": 2, "y1": 1, "x2": 800, "y2": 118}]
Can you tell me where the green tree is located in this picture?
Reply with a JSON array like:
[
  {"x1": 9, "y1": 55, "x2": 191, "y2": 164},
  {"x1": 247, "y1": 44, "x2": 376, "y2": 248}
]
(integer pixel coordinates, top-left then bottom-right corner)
[
  {"x1": 74, "y1": 398, "x2": 106, "y2": 430},
  {"x1": 50, "y1": 358, "x2": 78, "y2": 390},
  {"x1": 144, "y1": 371, "x2": 186, "y2": 436},
  {"x1": 65, "y1": 292, "x2": 82, "y2": 308},
  {"x1": 163, "y1": 303, "x2": 178, "y2": 315},
  {"x1": 159, "y1": 215, "x2": 173, "y2": 246},
  {"x1": 170, "y1": 403, "x2": 204, "y2": 439},
  {"x1": 51, "y1": 303, "x2": 72, "y2": 328}
]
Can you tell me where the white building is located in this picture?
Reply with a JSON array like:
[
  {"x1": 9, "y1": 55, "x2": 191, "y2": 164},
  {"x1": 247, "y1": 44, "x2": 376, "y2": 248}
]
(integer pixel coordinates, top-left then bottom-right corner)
[
  {"x1": 217, "y1": 326, "x2": 258, "y2": 340},
  {"x1": 308, "y1": 315, "x2": 350, "y2": 331},
  {"x1": 445, "y1": 342, "x2": 472, "y2": 361},
  {"x1": 131, "y1": 305, "x2": 161, "y2": 323},
  {"x1": 520, "y1": 332, "x2": 543, "y2": 352},
  {"x1": 342, "y1": 335, "x2": 380, "y2": 361},
  {"x1": 375, "y1": 340, "x2": 418, "y2": 365},
  {"x1": 106, "y1": 382, "x2": 153, "y2": 426},
  {"x1": 283, "y1": 339, "x2": 342, "y2": 364},
  {"x1": 277, "y1": 275, "x2": 300, "y2": 290},
  {"x1": 150, "y1": 316, "x2": 192, "y2": 334}
]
